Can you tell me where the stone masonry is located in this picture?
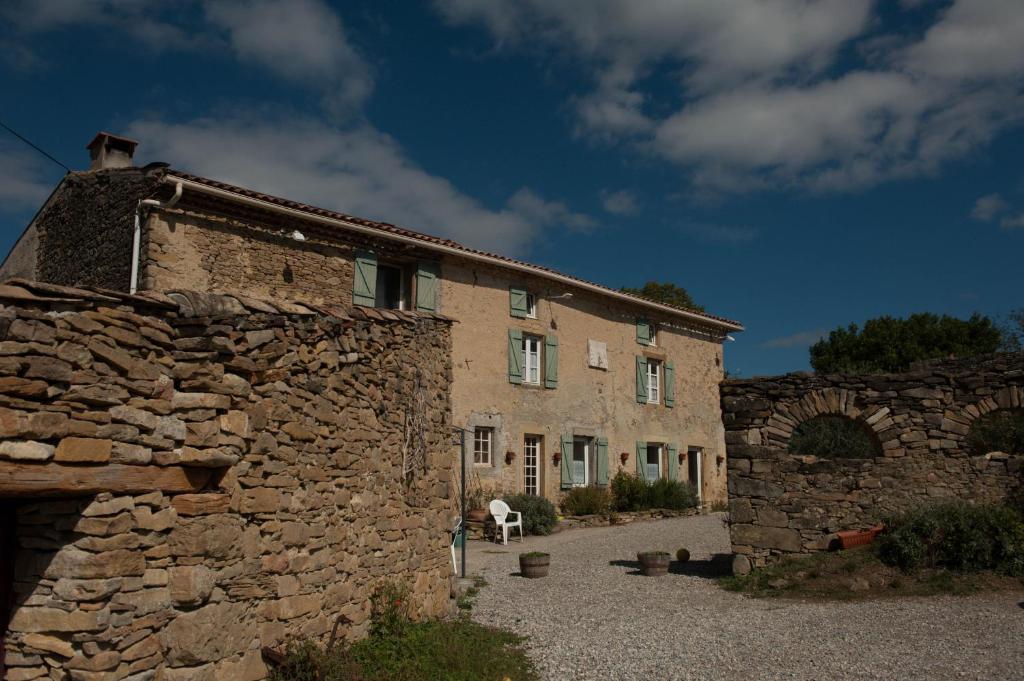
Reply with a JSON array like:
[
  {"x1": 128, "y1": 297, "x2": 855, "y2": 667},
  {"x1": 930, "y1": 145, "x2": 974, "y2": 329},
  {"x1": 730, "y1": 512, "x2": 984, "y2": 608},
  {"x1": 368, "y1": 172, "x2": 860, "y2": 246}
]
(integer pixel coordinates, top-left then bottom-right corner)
[
  {"x1": 722, "y1": 353, "x2": 1024, "y2": 570},
  {"x1": 0, "y1": 279, "x2": 454, "y2": 680}
]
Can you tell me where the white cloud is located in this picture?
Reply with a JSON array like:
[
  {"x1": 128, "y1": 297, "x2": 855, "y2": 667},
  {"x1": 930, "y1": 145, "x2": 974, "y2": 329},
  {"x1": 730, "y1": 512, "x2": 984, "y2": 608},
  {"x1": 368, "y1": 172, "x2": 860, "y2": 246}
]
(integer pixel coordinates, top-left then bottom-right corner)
[
  {"x1": 438, "y1": 0, "x2": 1024, "y2": 194},
  {"x1": 0, "y1": 144, "x2": 55, "y2": 213},
  {"x1": 204, "y1": 0, "x2": 373, "y2": 113},
  {"x1": 971, "y1": 193, "x2": 1008, "y2": 221},
  {"x1": 127, "y1": 114, "x2": 590, "y2": 255},
  {"x1": 761, "y1": 329, "x2": 826, "y2": 349},
  {"x1": 600, "y1": 189, "x2": 638, "y2": 216}
]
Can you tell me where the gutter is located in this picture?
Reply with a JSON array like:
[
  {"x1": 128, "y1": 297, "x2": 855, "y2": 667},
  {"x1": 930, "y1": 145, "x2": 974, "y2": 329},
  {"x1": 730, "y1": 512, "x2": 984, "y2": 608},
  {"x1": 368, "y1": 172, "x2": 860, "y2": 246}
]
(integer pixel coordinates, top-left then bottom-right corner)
[
  {"x1": 131, "y1": 181, "x2": 181, "y2": 294},
  {"x1": 160, "y1": 174, "x2": 744, "y2": 332}
]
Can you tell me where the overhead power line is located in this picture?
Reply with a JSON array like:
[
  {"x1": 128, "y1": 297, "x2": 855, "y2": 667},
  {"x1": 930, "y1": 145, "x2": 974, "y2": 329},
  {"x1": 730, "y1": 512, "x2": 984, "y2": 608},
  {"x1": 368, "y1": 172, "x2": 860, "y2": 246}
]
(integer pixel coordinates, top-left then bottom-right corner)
[{"x1": 0, "y1": 118, "x2": 71, "y2": 173}]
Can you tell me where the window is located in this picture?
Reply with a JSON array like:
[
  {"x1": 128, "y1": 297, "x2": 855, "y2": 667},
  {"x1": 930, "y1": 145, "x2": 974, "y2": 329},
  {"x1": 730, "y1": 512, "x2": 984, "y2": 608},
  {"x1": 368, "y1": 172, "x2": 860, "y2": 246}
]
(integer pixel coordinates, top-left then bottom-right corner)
[
  {"x1": 647, "y1": 359, "x2": 661, "y2": 404},
  {"x1": 523, "y1": 335, "x2": 542, "y2": 385},
  {"x1": 473, "y1": 427, "x2": 493, "y2": 465},
  {"x1": 524, "y1": 435, "x2": 541, "y2": 495},
  {"x1": 646, "y1": 444, "x2": 662, "y2": 482},
  {"x1": 649, "y1": 324, "x2": 657, "y2": 347},
  {"x1": 571, "y1": 437, "x2": 591, "y2": 487},
  {"x1": 687, "y1": 447, "x2": 703, "y2": 504},
  {"x1": 374, "y1": 263, "x2": 410, "y2": 310},
  {"x1": 525, "y1": 293, "x2": 537, "y2": 318}
]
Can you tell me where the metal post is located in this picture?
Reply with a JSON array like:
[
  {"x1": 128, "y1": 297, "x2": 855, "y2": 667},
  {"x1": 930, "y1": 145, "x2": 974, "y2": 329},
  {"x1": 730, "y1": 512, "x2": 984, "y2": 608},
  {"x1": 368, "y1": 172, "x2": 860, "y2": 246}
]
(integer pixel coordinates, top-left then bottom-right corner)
[{"x1": 460, "y1": 428, "x2": 467, "y2": 578}]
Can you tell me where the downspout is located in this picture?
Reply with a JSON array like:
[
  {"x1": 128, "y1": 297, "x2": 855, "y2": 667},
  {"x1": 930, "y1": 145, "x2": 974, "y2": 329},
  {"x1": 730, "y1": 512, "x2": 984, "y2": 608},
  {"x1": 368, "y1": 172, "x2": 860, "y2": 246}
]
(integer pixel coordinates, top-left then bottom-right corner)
[{"x1": 131, "y1": 181, "x2": 182, "y2": 294}]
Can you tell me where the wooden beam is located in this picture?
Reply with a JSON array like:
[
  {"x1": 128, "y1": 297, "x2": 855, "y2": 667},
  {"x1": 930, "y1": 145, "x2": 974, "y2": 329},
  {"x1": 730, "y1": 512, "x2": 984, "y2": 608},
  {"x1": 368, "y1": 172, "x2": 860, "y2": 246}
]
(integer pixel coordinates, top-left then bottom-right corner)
[{"x1": 0, "y1": 463, "x2": 214, "y2": 497}]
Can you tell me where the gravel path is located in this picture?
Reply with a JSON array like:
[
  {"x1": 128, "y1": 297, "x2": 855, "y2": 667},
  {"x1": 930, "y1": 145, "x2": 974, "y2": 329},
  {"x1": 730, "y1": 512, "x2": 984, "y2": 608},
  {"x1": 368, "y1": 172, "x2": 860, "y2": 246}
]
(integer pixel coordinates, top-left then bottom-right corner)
[{"x1": 466, "y1": 513, "x2": 1024, "y2": 681}]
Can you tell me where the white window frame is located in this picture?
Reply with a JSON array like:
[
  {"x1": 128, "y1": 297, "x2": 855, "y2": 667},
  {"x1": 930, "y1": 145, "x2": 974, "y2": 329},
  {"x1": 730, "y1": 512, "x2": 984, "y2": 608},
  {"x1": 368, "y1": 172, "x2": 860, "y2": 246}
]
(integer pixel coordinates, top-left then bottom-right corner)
[
  {"x1": 473, "y1": 427, "x2": 493, "y2": 465},
  {"x1": 649, "y1": 323, "x2": 657, "y2": 347},
  {"x1": 522, "y1": 334, "x2": 542, "y2": 385},
  {"x1": 647, "y1": 359, "x2": 661, "y2": 404},
  {"x1": 525, "y1": 293, "x2": 537, "y2": 319},
  {"x1": 572, "y1": 437, "x2": 590, "y2": 488},
  {"x1": 646, "y1": 443, "x2": 663, "y2": 483},
  {"x1": 524, "y1": 435, "x2": 540, "y2": 496}
]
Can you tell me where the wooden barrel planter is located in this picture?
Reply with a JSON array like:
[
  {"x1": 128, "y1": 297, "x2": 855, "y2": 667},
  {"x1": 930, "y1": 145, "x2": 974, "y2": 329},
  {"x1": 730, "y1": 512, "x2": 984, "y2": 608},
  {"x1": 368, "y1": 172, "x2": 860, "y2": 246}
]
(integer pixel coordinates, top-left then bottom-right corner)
[
  {"x1": 519, "y1": 552, "x2": 550, "y2": 578},
  {"x1": 637, "y1": 551, "x2": 670, "y2": 576}
]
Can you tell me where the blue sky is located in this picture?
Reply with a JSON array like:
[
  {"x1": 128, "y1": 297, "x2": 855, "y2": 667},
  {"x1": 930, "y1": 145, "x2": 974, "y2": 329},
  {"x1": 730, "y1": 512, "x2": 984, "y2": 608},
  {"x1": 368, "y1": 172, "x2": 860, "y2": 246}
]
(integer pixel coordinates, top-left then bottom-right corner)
[{"x1": 1, "y1": 0, "x2": 1022, "y2": 376}]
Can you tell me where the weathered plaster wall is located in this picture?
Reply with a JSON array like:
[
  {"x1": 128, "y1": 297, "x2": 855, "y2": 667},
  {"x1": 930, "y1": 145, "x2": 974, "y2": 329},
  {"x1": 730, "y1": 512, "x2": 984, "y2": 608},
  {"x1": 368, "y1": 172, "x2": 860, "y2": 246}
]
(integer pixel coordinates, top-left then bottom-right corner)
[
  {"x1": 441, "y1": 257, "x2": 729, "y2": 505},
  {"x1": 0, "y1": 282, "x2": 454, "y2": 681},
  {"x1": 722, "y1": 354, "x2": 1024, "y2": 570}
]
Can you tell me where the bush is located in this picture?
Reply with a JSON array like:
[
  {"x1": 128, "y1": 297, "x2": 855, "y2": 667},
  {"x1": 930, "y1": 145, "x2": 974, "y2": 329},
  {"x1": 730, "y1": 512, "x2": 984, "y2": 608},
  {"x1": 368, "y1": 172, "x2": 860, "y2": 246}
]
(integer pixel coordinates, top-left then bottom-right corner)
[
  {"x1": 877, "y1": 502, "x2": 1024, "y2": 576},
  {"x1": 560, "y1": 486, "x2": 611, "y2": 516},
  {"x1": 503, "y1": 494, "x2": 556, "y2": 535},
  {"x1": 610, "y1": 471, "x2": 647, "y2": 512},
  {"x1": 609, "y1": 471, "x2": 699, "y2": 512},
  {"x1": 789, "y1": 415, "x2": 879, "y2": 458},
  {"x1": 965, "y1": 410, "x2": 1024, "y2": 455}
]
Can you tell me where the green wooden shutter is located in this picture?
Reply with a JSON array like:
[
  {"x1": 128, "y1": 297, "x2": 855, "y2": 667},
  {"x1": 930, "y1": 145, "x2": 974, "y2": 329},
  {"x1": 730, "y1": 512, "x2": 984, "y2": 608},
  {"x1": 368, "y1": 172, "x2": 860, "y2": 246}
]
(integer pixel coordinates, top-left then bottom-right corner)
[
  {"x1": 544, "y1": 335, "x2": 558, "y2": 389},
  {"x1": 635, "y1": 441, "x2": 647, "y2": 481},
  {"x1": 353, "y1": 251, "x2": 377, "y2": 306},
  {"x1": 635, "y1": 356, "x2": 648, "y2": 403},
  {"x1": 560, "y1": 435, "x2": 573, "y2": 489},
  {"x1": 636, "y1": 319, "x2": 652, "y2": 345},
  {"x1": 596, "y1": 437, "x2": 609, "y2": 486},
  {"x1": 509, "y1": 287, "x2": 529, "y2": 318},
  {"x1": 667, "y1": 444, "x2": 678, "y2": 481},
  {"x1": 664, "y1": 360, "x2": 675, "y2": 408},
  {"x1": 415, "y1": 261, "x2": 440, "y2": 312},
  {"x1": 508, "y1": 329, "x2": 523, "y2": 384}
]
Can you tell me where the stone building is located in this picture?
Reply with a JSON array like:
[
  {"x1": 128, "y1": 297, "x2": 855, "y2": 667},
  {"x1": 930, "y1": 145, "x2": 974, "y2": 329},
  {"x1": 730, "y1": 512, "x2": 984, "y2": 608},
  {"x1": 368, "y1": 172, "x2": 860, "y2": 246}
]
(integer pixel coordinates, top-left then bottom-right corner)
[{"x1": 2, "y1": 132, "x2": 743, "y2": 507}]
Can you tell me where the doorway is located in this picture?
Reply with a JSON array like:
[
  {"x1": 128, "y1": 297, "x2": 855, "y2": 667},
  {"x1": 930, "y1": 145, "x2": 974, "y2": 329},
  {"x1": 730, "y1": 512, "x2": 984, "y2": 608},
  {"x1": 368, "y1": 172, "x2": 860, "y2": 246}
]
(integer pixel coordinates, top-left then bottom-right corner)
[
  {"x1": 523, "y1": 435, "x2": 541, "y2": 496},
  {"x1": 687, "y1": 447, "x2": 703, "y2": 505}
]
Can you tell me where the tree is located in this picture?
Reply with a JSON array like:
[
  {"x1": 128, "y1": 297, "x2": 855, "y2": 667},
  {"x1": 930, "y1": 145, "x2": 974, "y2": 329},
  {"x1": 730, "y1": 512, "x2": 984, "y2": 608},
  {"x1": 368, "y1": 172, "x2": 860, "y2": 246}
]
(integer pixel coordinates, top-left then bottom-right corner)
[
  {"x1": 999, "y1": 309, "x2": 1024, "y2": 352},
  {"x1": 809, "y1": 312, "x2": 1004, "y2": 374},
  {"x1": 620, "y1": 281, "x2": 703, "y2": 311}
]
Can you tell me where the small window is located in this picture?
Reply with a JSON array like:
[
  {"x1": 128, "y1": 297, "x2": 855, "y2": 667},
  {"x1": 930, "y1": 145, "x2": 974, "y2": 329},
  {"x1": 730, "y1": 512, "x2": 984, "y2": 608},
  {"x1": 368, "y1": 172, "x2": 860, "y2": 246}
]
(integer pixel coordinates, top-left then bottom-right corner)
[
  {"x1": 525, "y1": 293, "x2": 537, "y2": 319},
  {"x1": 375, "y1": 263, "x2": 410, "y2": 310},
  {"x1": 649, "y1": 324, "x2": 657, "y2": 347},
  {"x1": 647, "y1": 359, "x2": 661, "y2": 404},
  {"x1": 473, "y1": 427, "x2": 493, "y2": 465},
  {"x1": 522, "y1": 334, "x2": 542, "y2": 385}
]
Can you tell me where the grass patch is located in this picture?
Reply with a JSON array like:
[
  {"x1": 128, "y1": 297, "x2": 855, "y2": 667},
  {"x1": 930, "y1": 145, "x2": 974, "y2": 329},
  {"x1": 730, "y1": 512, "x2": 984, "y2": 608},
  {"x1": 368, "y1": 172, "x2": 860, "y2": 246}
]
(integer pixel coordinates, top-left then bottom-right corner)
[
  {"x1": 269, "y1": 619, "x2": 538, "y2": 681},
  {"x1": 456, "y1": 575, "x2": 488, "y2": 612},
  {"x1": 719, "y1": 546, "x2": 1024, "y2": 601}
]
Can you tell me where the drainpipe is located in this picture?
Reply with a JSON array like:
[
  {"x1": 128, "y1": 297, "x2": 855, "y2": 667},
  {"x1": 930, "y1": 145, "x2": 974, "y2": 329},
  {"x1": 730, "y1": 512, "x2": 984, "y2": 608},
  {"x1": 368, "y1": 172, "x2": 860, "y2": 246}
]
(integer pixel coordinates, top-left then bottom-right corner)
[{"x1": 130, "y1": 181, "x2": 182, "y2": 294}]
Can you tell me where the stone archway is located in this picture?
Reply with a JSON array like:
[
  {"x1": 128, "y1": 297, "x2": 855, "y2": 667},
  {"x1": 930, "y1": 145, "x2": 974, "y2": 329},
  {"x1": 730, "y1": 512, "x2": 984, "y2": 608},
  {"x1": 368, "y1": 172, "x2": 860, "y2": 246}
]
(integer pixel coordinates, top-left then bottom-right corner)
[{"x1": 763, "y1": 388, "x2": 895, "y2": 452}]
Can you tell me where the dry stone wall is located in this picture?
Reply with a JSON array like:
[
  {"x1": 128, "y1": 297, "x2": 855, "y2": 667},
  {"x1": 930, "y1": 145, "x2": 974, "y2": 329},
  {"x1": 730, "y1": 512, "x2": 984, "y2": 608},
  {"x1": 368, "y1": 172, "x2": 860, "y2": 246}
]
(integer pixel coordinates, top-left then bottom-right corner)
[
  {"x1": 722, "y1": 354, "x2": 1024, "y2": 570},
  {"x1": 0, "y1": 280, "x2": 454, "y2": 681}
]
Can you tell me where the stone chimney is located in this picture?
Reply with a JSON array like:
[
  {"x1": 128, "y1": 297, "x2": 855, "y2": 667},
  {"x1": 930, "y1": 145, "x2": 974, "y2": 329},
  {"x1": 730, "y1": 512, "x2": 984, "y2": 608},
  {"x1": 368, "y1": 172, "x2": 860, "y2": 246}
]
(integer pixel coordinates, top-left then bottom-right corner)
[{"x1": 86, "y1": 131, "x2": 138, "y2": 170}]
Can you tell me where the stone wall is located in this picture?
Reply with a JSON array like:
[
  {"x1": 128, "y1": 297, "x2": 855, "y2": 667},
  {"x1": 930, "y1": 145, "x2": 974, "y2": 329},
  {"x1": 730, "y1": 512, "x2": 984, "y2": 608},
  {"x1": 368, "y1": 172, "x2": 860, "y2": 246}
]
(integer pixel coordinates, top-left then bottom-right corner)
[
  {"x1": 0, "y1": 280, "x2": 454, "y2": 680},
  {"x1": 722, "y1": 354, "x2": 1024, "y2": 570}
]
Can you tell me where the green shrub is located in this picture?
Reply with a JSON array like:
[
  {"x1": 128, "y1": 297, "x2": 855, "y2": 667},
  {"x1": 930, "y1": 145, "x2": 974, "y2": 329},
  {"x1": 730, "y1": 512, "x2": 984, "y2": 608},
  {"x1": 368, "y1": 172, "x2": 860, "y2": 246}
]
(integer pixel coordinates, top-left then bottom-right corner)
[
  {"x1": 610, "y1": 471, "x2": 647, "y2": 512},
  {"x1": 789, "y1": 415, "x2": 879, "y2": 458},
  {"x1": 877, "y1": 502, "x2": 1024, "y2": 576},
  {"x1": 369, "y1": 580, "x2": 410, "y2": 639},
  {"x1": 609, "y1": 471, "x2": 698, "y2": 512},
  {"x1": 965, "y1": 410, "x2": 1024, "y2": 455},
  {"x1": 560, "y1": 486, "x2": 611, "y2": 516},
  {"x1": 503, "y1": 494, "x2": 557, "y2": 535}
]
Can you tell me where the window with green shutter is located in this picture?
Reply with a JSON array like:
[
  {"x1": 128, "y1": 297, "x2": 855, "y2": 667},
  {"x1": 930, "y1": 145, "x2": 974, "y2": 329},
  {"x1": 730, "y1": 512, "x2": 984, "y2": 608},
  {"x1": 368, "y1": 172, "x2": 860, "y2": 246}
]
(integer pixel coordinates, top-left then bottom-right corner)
[
  {"x1": 509, "y1": 287, "x2": 529, "y2": 318},
  {"x1": 636, "y1": 319, "x2": 653, "y2": 345},
  {"x1": 415, "y1": 261, "x2": 440, "y2": 312},
  {"x1": 635, "y1": 441, "x2": 647, "y2": 481},
  {"x1": 544, "y1": 335, "x2": 558, "y2": 389},
  {"x1": 664, "y1": 360, "x2": 675, "y2": 407},
  {"x1": 508, "y1": 329, "x2": 523, "y2": 384},
  {"x1": 353, "y1": 251, "x2": 377, "y2": 306},
  {"x1": 596, "y1": 437, "x2": 609, "y2": 486},
  {"x1": 667, "y1": 444, "x2": 678, "y2": 480},
  {"x1": 560, "y1": 435, "x2": 574, "y2": 489},
  {"x1": 635, "y1": 356, "x2": 648, "y2": 403}
]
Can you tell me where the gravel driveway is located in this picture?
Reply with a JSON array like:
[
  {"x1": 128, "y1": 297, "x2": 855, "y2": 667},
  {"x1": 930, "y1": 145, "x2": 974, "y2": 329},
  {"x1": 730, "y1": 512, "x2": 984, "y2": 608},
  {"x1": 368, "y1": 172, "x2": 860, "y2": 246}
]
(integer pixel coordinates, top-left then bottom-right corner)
[{"x1": 466, "y1": 513, "x2": 1024, "y2": 681}]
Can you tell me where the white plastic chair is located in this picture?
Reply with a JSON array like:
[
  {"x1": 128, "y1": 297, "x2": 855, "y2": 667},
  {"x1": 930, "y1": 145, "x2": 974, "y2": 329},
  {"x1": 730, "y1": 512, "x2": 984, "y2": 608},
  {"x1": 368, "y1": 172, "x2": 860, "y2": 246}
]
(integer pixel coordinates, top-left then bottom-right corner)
[
  {"x1": 450, "y1": 518, "x2": 462, "y2": 574},
  {"x1": 488, "y1": 499, "x2": 523, "y2": 545}
]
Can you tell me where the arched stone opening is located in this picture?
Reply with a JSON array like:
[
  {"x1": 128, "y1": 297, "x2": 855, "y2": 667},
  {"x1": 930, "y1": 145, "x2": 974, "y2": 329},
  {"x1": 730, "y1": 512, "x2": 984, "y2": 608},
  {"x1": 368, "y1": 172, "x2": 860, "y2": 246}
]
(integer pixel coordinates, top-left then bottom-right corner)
[
  {"x1": 789, "y1": 414, "x2": 883, "y2": 458},
  {"x1": 764, "y1": 388, "x2": 895, "y2": 453}
]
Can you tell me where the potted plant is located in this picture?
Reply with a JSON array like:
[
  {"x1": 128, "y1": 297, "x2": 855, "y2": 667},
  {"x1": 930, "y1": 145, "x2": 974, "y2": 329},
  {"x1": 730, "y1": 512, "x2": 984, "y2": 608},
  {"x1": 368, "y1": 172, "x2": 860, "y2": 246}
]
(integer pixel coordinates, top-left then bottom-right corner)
[
  {"x1": 519, "y1": 551, "x2": 550, "y2": 578},
  {"x1": 464, "y1": 474, "x2": 489, "y2": 522},
  {"x1": 637, "y1": 551, "x2": 671, "y2": 576}
]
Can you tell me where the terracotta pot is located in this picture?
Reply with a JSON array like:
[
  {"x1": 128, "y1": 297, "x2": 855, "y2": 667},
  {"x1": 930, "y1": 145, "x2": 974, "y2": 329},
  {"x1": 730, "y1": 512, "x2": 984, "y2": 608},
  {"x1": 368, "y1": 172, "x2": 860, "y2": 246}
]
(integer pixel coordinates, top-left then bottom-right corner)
[
  {"x1": 519, "y1": 553, "x2": 550, "y2": 578},
  {"x1": 637, "y1": 551, "x2": 670, "y2": 576},
  {"x1": 835, "y1": 525, "x2": 883, "y2": 550},
  {"x1": 466, "y1": 509, "x2": 488, "y2": 523}
]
